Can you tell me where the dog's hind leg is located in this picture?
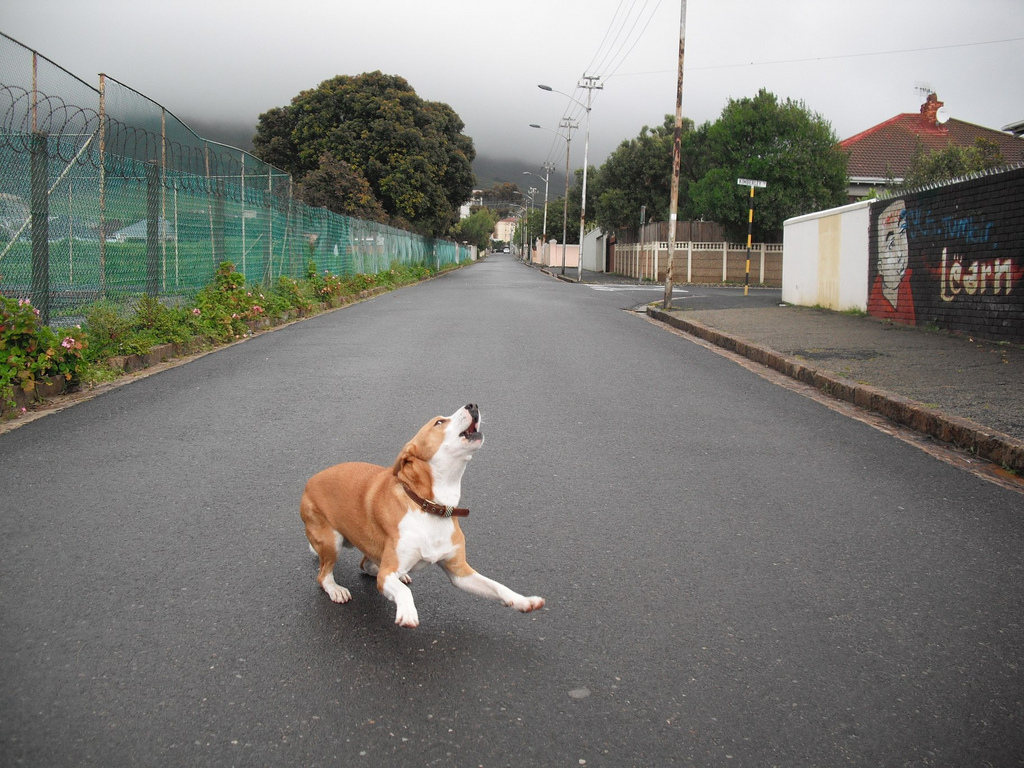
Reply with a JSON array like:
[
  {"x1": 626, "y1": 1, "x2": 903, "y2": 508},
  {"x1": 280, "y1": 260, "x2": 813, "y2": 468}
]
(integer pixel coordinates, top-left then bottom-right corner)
[
  {"x1": 361, "y1": 555, "x2": 411, "y2": 584},
  {"x1": 300, "y1": 495, "x2": 352, "y2": 604}
]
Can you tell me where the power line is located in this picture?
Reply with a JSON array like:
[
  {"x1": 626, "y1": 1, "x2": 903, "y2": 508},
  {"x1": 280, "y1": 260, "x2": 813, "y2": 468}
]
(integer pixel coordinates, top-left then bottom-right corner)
[
  {"x1": 590, "y1": 0, "x2": 655, "y2": 77},
  {"x1": 609, "y1": 36, "x2": 1024, "y2": 78},
  {"x1": 602, "y1": 0, "x2": 664, "y2": 79},
  {"x1": 585, "y1": 0, "x2": 633, "y2": 76}
]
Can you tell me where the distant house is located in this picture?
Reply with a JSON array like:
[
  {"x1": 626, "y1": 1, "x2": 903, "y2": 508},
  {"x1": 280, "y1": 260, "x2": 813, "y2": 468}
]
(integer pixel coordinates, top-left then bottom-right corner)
[
  {"x1": 491, "y1": 216, "x2": 517, "y2": 244},
  {"x1": 110, "y1": 217, "x2": 176, "y2": 242},
  {"x1": 48, "y1": 215, "x2": 101, "y2": 242},
  {"x1": 460, "y1": 191, "x2": 485, "y2": 220},
  {"x1": 840, "y1": 94, "x2": 1024, "y2": 199}
]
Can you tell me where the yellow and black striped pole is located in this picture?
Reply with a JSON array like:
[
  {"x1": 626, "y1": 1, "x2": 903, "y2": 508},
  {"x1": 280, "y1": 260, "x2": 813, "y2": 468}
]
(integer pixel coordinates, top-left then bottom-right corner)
[
  {"x1": 736, "y1": 178, "x2": 766, "y2": 296},
  {"x1": 744, "y1": 185, "x2": 754, "y2": 296}
]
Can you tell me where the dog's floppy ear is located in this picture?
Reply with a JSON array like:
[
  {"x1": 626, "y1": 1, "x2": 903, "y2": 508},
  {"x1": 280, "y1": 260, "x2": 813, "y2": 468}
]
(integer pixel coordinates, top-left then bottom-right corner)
[{"x1": 393, "y1": 441, "x2": 434, "y2": 500}]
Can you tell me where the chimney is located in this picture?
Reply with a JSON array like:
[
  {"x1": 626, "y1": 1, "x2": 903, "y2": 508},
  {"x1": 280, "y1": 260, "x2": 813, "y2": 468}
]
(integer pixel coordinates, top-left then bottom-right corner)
[{"x1": 920, "y1": 93, "x2": 944, "y2": 127}]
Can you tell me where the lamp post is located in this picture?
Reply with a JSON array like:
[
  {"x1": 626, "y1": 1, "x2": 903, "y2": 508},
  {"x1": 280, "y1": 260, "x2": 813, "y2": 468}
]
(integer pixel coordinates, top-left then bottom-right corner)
[
  {"x1": 539, "y1": 77, "x2": 601, "y2": 281},
  {"x1": 529, "y1": 121, "x2": 577, "y2": 274},
  {"x1": 526, "y1": 187, "x2": 537, "y2": 258},
  {"x1": 523, "y1": 164, "x2": 553, "y2": 263},
  {"x1": 638, "y1": 205, "x2": 647, "y2": 285},
  {"x1": 511, "y1": 193, "x2": 534, "y2": 260}
]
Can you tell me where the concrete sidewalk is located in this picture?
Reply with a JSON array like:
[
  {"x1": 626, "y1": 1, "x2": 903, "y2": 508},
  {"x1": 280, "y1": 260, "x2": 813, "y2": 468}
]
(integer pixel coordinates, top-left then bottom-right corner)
[{"x1": 535, "y1": 261, "x2": 1024, "y2": 474}]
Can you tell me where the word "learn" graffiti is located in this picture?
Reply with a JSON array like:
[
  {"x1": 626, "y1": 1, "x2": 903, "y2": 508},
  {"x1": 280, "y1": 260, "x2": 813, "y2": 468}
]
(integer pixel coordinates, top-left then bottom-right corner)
[{"x1": 940, "y1": 248, "x2": 1015, "y2": 302}]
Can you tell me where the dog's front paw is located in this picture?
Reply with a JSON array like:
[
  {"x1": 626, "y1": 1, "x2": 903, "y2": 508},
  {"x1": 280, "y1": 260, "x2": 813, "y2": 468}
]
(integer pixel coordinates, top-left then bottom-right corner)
[
  {"x1": 321, "y1": 581, "x2": 354, "y2": 606},
  {"x1": 514, "y1": 596, "x2": 545, "y2": 613},
  {"x1": 395, "y1": 605, "x2": 420, "y2": 628},
  {"x1": 325, "y1": 585, "x2": 354, "y2": 606}
]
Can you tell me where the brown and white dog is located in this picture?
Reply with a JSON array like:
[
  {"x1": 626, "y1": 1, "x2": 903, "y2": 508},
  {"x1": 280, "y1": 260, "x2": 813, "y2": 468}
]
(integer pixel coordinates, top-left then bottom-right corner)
[{"x1": 300, "y1": 404, "x2": 545, "y2": 628}]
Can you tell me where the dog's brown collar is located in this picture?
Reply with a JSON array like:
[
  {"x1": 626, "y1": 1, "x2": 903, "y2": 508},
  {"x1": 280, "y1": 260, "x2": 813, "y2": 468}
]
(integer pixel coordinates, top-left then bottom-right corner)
[{"x1": 400, "y1": 483, "x2": 469, "y2": 518}]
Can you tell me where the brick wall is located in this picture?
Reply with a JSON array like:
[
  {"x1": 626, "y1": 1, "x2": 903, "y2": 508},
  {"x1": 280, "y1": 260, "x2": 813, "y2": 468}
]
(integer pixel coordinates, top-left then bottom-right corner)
[{"x1": 868, "y1": 166, "x2": 1024, "y2": 342}]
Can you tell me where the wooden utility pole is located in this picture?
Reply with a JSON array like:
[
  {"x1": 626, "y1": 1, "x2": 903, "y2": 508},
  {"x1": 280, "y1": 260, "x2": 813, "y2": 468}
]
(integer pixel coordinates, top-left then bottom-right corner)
[{"x1": 663, "y1": 0, "x2": 686, "y2": 310}]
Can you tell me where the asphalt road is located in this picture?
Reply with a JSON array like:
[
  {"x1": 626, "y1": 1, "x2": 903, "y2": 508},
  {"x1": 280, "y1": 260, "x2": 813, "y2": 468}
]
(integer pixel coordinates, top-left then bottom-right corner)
[{"x1": 2, "y1": 254, "x2": 1022, "y2": 767}]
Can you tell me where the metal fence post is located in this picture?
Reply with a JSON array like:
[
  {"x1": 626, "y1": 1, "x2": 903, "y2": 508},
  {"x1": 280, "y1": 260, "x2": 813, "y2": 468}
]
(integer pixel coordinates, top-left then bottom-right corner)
[
  {"x1": 30, "y1": 132, "x2": 50, "y2": 325},
  {"x1": 213, "y1": 179, "x2": 225, "y2": 266},
  {"x1": 146, "y1": 160, "x2": 160, "y2": 298}
]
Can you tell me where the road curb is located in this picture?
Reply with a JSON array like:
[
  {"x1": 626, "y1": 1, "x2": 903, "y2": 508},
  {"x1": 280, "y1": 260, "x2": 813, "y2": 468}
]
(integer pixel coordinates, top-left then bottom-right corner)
[
  {"x1": 648, "y1": 307, "x2": 1024, "y2": 474},
  {"x1": 539, "y1": 267, "x2": 579, "y2": 283}
]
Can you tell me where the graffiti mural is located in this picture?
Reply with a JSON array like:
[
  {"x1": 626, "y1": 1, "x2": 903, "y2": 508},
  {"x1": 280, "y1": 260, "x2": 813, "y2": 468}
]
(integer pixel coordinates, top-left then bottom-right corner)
[
  {"x1": 868, "y1": 167, "x2": 1024, "y2": 343},
  {"x1": 869, "y1": 199, "x2": 915, "y2": 324}
]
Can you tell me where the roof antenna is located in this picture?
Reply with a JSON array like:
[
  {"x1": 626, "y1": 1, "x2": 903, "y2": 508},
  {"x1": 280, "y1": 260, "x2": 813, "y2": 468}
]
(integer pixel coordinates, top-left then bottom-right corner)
[{"x1": 914, "y1": 82, "x2": 933, "y2": 104}]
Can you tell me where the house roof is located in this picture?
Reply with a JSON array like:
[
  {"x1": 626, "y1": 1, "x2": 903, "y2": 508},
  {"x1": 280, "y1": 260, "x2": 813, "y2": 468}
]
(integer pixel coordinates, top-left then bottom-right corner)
[
  {"x1": 840, "y1": 94, "x2": 1024, "y2": 181},
  {"x1": 111, "y1": 217, "x2": 176, "y2": 239}
]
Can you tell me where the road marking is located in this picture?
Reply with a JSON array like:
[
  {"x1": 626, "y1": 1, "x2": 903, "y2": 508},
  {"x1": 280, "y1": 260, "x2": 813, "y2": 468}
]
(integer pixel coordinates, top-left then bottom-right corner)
[{"x1": 589, "y1": 284, "x2": 691, "y2": 293}]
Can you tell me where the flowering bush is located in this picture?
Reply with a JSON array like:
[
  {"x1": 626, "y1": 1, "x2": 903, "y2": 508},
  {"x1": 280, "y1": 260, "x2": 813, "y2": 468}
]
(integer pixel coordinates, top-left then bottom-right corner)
[
  {"x1": 193, "y1": 262, "x2": 266, "y2": 340},
  {"x1": 2, "y1": 257, "x2": 457, "y2": 415},
  {"x1": 275, "y1": 275, "x2": 315, "y2": 314},
  {"x1": 0, "y1": 296, "x2": 87, "y2": 410}
]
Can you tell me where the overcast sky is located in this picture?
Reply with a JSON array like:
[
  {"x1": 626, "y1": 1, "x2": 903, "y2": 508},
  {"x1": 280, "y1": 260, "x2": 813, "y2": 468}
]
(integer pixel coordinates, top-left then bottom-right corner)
[{"x1": 3, "y1": 0, "x2": 1023, "y2": 176}]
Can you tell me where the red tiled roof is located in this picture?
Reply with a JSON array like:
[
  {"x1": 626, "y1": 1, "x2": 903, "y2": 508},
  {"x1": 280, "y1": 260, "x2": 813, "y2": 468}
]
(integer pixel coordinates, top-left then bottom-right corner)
[{"x1": 840, "y1": 103, "x2": 1024, "y2": 181}]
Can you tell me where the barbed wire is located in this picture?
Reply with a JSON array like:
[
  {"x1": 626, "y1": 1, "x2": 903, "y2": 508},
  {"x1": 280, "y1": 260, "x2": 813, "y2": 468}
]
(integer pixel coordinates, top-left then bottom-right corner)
[{"x1": 0, "y1": 81, "x2": 291, "y2": 206}]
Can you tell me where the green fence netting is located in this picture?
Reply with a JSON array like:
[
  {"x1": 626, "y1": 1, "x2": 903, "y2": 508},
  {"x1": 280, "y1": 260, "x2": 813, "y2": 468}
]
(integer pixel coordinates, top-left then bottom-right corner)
[{"x1": 0, "y1": 31, "x2": 471, "y2": 326}]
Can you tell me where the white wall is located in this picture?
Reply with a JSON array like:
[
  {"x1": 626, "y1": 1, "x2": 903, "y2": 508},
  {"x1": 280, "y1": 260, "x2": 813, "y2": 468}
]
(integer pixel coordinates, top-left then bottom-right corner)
[
  {"x1": 782, "y1": 200, "x2": 871, "y2": 311},
  {"x1": 582, "y1": 228, "x2": 606, "y2": 272}
]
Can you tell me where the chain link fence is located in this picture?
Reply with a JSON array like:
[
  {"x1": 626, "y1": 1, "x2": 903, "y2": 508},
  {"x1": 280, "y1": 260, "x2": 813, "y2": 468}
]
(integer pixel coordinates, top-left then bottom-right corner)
[{"x1": 0, "y1": 31, "x2": 471, "y2": 326}]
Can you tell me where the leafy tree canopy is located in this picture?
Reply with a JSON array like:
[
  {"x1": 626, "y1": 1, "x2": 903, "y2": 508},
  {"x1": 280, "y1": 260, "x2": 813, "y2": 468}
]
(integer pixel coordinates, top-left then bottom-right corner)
[
  {"x1": 537, "y1": 168, "x2": 584, "y2": 245},
  {"x1": 902, "y1": 138, "x2": 1005, "y2": 189},
  {"x1": 451, "y1": 208, "x2": 499, "y2": 250},
  {"x1": 252, "y1": 71, "x2": 476, "y2": 237},
  {"x1": 590, "y1": 114, "x2": 697, "y2": 231},
  {"x1": 686, "y1": 89, "x2": 849, "y2": 241},
  {"x1": 296, "y1": 153, "x2": 387, "y2": 223},
  {"x1": 475, "y1": 182, "x2": 522, "y2": 219}
]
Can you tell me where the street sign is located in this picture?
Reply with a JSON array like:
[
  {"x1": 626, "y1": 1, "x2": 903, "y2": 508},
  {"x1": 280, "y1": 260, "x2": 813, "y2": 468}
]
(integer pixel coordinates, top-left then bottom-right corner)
[{"x1": 736, "y1": 178, "x2": 767, "y2": 188}]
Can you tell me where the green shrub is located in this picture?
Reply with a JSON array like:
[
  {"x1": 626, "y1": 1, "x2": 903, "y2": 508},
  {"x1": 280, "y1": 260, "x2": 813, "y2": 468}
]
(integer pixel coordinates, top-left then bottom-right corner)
[{"x1": 4, "y1": 257, "x2": 453, "y2": 412}]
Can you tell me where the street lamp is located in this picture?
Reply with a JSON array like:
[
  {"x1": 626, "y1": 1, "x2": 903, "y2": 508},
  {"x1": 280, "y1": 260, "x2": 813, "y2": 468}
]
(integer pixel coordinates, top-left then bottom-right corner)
[
  {"x1": 530, "y1": 121, "x2": 577, "y2": 274},
  {"x1": 511, "y1": 193, "x2": 534, "y2": 260},
  {"x1": 539, "y1": 77, "x2": 602, "y2": 281},
  {"x1": 523, "y1": 165, "x2": 554, "y2": 264},
  {"x1": 526, "y1": 187, "x2": 537, "y2": 257}
]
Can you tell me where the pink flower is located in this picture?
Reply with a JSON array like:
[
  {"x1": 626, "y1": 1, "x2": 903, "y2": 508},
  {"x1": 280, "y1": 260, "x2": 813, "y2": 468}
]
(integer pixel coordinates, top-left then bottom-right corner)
[
  {"x1": 61, "y1": 336, "x2": 75, "y2": 349},
  {"x1": 192, "y1": 308, "x2": 201, "y2": 316}
]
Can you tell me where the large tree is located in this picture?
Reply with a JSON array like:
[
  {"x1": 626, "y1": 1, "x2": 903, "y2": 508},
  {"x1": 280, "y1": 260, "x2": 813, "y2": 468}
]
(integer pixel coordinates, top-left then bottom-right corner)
[
  {"x1": 252, "y1": 71, "x2": 476, "y2": 237},
  {"x1": 296, "y1": 153, "x2": 387, "y2": 223},
  {"x1": 590, "y1": 114, "x2": 698, "y2": 231},
  {"x1": 686, "y1": 89, "x2": 848, "y2": 241}
]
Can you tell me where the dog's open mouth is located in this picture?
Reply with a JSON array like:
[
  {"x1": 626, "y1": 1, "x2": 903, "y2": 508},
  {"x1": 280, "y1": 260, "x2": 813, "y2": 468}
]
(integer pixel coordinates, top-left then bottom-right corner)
[{"x1": 460, "y1": 420, "x2": 483, "y2": 442}]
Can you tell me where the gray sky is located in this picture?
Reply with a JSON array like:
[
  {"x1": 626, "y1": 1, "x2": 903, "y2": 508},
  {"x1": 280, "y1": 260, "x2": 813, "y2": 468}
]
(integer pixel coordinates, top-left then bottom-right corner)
[{"x1": 3, "y1": 0, "x2": 1023, "y2": 176}]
